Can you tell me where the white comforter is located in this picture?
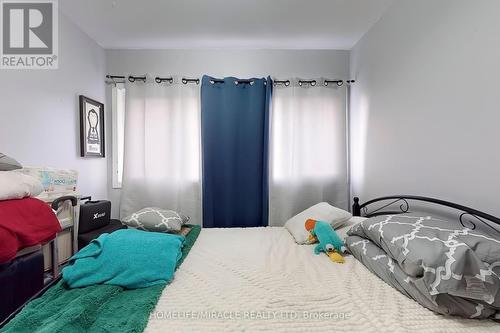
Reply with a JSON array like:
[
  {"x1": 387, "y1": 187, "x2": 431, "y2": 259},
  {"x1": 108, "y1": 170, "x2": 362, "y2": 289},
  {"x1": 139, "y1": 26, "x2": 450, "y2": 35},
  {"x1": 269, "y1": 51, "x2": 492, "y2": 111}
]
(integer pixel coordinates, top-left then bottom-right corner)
[{"x1": 145, "y1": 223, "x2": 498, "y2": 333}]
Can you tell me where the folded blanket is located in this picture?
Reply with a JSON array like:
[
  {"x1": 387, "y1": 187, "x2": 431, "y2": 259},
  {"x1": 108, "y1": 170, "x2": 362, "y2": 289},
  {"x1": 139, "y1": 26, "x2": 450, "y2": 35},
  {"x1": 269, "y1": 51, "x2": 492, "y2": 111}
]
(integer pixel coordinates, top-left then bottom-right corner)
[
  {"x1": 347, "y1": 214, "x2": 500, "y2": 319},
  {"x1": 62, "y1": 229, "x2": 185, "y2": 289},
  {"x1": 0, "y1": 198, "x2": 61, "y2": 263}
]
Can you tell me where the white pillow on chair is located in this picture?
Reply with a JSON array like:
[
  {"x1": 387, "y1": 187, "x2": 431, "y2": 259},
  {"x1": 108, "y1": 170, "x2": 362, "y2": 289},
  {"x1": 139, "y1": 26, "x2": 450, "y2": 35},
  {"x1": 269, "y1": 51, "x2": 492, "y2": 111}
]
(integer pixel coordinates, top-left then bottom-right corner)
[
  {"x1": 0, "y1": 171, "x2": 44, "y2": 200},
  {"x1": 284, "y1": 202, "x2": 352, "y2": 244}
]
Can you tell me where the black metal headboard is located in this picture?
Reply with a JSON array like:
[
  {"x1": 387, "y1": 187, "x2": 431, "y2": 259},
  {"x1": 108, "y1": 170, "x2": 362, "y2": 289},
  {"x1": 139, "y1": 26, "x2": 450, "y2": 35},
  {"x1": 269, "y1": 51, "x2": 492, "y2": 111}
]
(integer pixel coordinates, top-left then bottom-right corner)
[{"x1": 352, "y1": 195, "x2": 500, "y2": 234}]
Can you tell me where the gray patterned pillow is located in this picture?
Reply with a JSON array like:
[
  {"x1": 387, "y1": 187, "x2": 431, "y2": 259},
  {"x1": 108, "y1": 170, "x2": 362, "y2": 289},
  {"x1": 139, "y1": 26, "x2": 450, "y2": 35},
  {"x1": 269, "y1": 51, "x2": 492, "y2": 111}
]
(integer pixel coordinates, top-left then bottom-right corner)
[
  {"x1": 122, "y1": 207, "x2": 189, "y2": 233},
  {"x1": 347, "y1": 213, "x2": 500, "y2": 312},
  {"x1": 0, "y1": 153, "x2": 22, "y2": 171}
]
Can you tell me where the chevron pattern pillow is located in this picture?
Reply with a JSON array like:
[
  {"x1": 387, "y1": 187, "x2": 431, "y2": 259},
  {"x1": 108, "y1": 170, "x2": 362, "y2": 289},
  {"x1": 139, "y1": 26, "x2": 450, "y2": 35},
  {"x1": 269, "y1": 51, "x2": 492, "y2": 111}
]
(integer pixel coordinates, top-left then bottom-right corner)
[{"x1": 122, "y1": 207, "x2": 189, "y2": 233}]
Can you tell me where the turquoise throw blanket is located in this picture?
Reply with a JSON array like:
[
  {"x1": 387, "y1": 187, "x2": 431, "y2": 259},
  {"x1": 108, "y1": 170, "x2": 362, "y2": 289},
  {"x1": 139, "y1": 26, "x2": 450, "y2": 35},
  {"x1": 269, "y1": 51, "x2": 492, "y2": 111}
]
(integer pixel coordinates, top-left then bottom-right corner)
[
  {"x1": 1, "y1": 225, "x2": 201, "y2": 333},
  {"x1": 62, "y1": 229, "x2": 185, "y2": 289}
]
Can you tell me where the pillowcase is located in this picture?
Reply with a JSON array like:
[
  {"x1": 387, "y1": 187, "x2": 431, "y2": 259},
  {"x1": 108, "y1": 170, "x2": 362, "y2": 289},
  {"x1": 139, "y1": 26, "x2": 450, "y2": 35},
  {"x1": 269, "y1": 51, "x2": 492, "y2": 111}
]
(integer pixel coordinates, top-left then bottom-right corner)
[
  {"x1": 347, "y1": 213, "x2": 500, "y2": 304},
  {"x1": 0, "y1": 171, "x2": 44, "y2": 201},
  {"x1": 285, "y1": 202, "x2": 352, "y2": 244},
  {"x1": 122, "y1": 207, "x2": 189, "y2": 233},
  {"x1": 0, "y1": 153, "x2": 22, "y2": 171}
]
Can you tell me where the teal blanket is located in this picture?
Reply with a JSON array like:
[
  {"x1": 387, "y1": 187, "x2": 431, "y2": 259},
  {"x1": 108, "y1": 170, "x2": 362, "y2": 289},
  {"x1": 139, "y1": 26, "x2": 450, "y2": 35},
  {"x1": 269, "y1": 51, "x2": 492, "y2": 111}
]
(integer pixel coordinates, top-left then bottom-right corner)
[
  {"x1": 1, "y1": 225, "x2": 201, "y2": 333},
  {"x1": 62, "y1": 229, "x2": 185, "y2": 289}
]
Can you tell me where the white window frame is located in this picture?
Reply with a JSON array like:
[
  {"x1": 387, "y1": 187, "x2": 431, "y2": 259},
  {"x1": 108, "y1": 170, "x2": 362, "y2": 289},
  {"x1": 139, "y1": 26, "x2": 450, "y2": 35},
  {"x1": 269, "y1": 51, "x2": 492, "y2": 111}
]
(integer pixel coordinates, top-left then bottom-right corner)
[{"x1": 111, "y1": 83, "x2": 125, "y2": 188}]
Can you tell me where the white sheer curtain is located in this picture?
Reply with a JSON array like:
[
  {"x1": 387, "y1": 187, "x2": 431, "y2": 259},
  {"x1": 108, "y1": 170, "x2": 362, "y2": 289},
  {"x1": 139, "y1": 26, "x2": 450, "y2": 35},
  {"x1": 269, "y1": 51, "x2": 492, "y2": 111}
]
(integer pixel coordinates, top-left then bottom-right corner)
[
  {"x1": 269, "y1": 79, "x2": 348, "y2": 226},
  {"x1": 120, "y1": 79, "x2": 202, "y2": 224}
]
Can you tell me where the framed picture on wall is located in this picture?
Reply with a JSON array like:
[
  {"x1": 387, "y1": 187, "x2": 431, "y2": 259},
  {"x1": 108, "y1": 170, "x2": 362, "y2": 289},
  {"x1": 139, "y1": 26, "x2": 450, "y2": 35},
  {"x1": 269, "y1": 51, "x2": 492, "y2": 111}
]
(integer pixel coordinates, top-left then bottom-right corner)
[{"x1": 79, "y1": 95, "x2": 105, "y2": 157}]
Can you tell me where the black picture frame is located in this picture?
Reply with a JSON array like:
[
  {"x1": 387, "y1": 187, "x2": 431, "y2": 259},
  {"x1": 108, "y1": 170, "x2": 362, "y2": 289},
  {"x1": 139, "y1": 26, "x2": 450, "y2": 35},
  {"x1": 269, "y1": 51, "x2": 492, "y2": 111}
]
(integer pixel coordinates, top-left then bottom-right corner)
[{"x1": 79, "y1": 95, "x2": 105, "y2": 157}]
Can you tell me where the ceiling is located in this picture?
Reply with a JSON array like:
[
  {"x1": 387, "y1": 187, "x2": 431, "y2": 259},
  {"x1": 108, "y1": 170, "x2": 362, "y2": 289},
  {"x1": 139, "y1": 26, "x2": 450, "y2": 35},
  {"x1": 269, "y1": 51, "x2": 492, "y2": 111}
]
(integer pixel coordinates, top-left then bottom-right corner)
[{"x1": 60, "y1": 0, "x2": 394, "y2": 50}]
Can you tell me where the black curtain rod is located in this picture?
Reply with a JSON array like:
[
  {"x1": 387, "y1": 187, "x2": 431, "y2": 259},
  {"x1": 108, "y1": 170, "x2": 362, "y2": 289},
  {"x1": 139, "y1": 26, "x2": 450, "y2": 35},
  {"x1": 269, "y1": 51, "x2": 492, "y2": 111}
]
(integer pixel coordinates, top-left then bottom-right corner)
[
  {"x1": 128, "y1": 75, "x2": 146, "y2": 82},
  {"x1": 106, "y1": 74, "x2": 147, "y2": 83},
  {"x1": 208, "y1": 78, "x2": 261, "y2": 85},
  {"x1": 273, "y1": 79, "x2": 355, "y2": 87},
  {"x1": 106, "y1": 75, "x2": 125, "y2": 79},
  {"x1": 235, "y1": 79, "x2": 258, "y2": 85},
  {"x1": 106, "y1": 75, "x2": 355, "y2": 86},
  {"x1": 105, "y1": 75, "x2": 126, "y2": 84},
  {"x1": 273, "y1": 80, "x2": 290, "y2": 86},
  {"x1": 106, "y1": 75, "x2": 201, "y2": 84},
  {"x1": 155, "y1": 76, "x2": 173, "y2": 84},
  {"x1": 298, "y1": 79, "x2": 316, "y2": 86},
  {"x1": 182, "y1": 78, "x2": 200, "y2": 84},
  {"x1": 324, "y1": 79, "x2": 344, "y2": 87}
]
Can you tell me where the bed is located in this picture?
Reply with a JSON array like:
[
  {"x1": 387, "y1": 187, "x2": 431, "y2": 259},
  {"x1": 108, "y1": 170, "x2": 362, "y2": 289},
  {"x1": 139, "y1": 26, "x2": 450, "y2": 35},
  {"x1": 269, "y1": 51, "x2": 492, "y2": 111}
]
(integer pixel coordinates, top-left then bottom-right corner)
[
  {"x1": 145, "y1": 219, "x2": 498, "y2": 332},
  {"x1": 2, "y1": 196, "x2": 499, "y2": 332}
]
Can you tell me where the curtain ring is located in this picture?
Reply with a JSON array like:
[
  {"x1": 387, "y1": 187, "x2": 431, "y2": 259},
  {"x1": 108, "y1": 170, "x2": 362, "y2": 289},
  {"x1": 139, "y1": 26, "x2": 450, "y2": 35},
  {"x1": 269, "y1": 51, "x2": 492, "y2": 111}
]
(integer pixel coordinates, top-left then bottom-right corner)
[
  {"x1": 128, "y1": 75, "x2": 146, "y2": 83},
  {"x1": 155, "y1": 77, "x2": 173, "y2": 84},
  {"x1": 324, "y1": 80, "x2": 344, "y2": 87},
  {"x1": 311, "y1": 80, "x2": 316, "y2": 86},
  {"x1": 183, "y1": 78, "x2": 200, "y2": 85}
]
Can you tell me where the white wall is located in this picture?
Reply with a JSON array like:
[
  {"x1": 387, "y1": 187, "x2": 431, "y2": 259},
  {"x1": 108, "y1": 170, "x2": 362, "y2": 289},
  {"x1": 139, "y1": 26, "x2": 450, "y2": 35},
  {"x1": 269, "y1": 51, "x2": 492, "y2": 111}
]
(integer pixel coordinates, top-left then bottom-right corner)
[
  {"x1": 0, "y1": 14, "x2": 107, "y2": 199},
  {"x1": 350, "y1": 0, "x2": 500, "y2": 216},
  {"x1": 106, "y1": 49, "x2": 348, "y2": 78},
  {"x1": 106, "y1": 49, "x2": 349, "y2": 217}
]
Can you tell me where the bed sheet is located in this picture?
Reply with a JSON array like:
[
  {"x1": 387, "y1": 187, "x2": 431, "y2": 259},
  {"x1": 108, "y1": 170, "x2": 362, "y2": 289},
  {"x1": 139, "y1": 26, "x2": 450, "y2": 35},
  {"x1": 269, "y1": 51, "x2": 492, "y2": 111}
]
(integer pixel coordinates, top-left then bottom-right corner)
[{"x1": 145, "y1": 223, "x2": 498, "y2": 332}]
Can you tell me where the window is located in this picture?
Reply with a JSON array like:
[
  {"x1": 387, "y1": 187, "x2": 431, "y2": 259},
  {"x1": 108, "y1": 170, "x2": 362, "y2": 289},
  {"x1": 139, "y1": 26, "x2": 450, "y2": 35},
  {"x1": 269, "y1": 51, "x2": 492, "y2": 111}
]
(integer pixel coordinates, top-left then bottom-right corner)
[
  {"x1": 271, "y1": 85, "x2": 347, "y2": 182},
  {"x1": 111, "y1": 83, "x2": 125, "y2": 188}
]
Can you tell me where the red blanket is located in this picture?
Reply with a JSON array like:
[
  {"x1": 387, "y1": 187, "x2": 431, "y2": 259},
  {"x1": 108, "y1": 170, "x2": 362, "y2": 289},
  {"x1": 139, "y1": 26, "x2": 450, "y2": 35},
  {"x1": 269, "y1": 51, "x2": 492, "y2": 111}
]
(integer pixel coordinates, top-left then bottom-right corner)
[{"x1": 0, "y1": 198, "x2": 61, "y2": 263}]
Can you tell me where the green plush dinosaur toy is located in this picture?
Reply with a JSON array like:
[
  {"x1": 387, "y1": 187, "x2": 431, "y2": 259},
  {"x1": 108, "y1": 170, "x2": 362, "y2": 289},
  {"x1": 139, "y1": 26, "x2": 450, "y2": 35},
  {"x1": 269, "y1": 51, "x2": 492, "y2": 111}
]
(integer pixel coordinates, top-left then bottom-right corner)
[{"x1": 305, "y1": 219, "x2": 346, "y2": 263}]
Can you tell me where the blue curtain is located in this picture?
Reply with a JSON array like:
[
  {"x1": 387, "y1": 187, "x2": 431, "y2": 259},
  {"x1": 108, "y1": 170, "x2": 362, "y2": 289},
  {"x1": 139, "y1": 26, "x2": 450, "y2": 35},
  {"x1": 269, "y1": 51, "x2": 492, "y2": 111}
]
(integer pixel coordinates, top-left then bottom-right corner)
[{"x1": 201, "y1": 75, "x2": 272, "y2": 228}]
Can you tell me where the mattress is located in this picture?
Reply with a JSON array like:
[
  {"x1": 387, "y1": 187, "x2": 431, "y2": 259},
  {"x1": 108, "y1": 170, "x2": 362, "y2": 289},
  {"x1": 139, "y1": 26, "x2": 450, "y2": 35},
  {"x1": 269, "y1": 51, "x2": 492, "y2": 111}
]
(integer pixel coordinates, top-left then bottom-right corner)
[{"x1": 145, "y1": 220, "x2": 498, "y2": 332}]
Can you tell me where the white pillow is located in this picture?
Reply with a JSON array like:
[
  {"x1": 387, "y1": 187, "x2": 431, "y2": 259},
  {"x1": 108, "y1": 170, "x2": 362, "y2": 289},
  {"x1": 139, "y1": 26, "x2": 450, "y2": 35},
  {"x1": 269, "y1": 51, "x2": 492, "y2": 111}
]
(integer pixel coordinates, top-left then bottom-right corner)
[
  {"x1": 284, "y1": 202, "x2": 352, "y2": 244},
  {"x1": 0, "y1": 171, "x2": 44, "y2": 200}
]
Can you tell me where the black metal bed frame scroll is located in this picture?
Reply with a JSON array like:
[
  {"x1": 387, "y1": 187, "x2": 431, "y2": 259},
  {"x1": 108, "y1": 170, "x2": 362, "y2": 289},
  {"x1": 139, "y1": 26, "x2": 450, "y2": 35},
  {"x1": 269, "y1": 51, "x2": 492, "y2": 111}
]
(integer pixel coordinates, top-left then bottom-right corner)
[{"x1": 352, "y1": 195, "x2": 500, "y2": 234}]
